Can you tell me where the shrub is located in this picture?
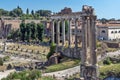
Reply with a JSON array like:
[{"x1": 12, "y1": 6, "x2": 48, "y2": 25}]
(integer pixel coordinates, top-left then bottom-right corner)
[
  {"x1": 0, "y1": 57, "x2": 3, "y2": 66},
  {"x1": 47, "y1": 43, "x2": 56, "y2": 59},
  {"x1": 103, "y1": 57, "x2": 111, "y2": 65}
]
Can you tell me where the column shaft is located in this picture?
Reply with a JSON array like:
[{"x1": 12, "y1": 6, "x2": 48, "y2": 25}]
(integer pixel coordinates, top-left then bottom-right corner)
[
  {"x1": 68, "y1": 19, "x2": 72, "y2": 48},
  {"x1": 51, "y1": 21, "x2": 54, "y2": 43},
  {"x1": 75, "y1": 19, "x2": 78, "y2": 51},
  {"x1": 62, "y1": 20, "x2": 65, "y2": 46},
  {"x1": 91, "y1": 17, "x2": 97, "y2": 65},
  {"x1": 56, "y1": 20, "x2": 60, "y2": 45}
]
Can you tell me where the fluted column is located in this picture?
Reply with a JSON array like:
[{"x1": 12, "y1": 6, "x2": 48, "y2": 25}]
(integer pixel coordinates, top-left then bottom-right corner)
[
  {"x1": 81, "y1": 17, "x2": 87, "y2": 65},
  {"x1": 62, "y1": 19, "x2": 65, "y2": 46},
  {"x1": 51, "y1": 20, "x2": 55, "y2": 43},
  {"x1": 68, "y1": 19, "x2": 72, "y2": 48},
  {"x1": 91, "y1": 16, "x2": 97, "y2": 65}
]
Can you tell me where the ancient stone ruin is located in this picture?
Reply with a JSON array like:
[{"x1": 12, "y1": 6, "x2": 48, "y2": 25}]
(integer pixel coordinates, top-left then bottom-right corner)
[{"x1": 51, "y1": 5, "x2": 98, "y2": 80}]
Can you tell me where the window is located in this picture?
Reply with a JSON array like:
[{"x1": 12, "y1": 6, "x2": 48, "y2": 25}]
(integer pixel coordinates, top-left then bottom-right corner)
[
  {"x1": 119, "y1": 31, "x2": 120, "y2": 33},
  {"x1": 115, "y1": 31, "x2": 117, "y2": 33},
  {"x1": 111, "y1": 31, "x2": 114, "y2": 33},
  {"x1": 101, "y1": 30, "x2": 105, "y2": 33}
]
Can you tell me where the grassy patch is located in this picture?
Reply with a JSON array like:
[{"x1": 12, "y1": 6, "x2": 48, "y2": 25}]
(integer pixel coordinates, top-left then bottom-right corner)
[
  {"x1": 2, "y1": 70, "x2": 55, "y2": 80},
  {"x1": 107, "y1": 48, "x2": 119, "y2": 52},
  {"x1": 100, "y1": 63, "x2": 120, "y2": 79},
  {"x1": 45, "y1": 59, "x2": 80, "y2": 73}
]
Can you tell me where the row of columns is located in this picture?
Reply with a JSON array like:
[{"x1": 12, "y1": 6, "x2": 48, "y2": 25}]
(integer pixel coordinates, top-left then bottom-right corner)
[{"x1": 51, "y1": 18, "x2": 80, "y2": 50}]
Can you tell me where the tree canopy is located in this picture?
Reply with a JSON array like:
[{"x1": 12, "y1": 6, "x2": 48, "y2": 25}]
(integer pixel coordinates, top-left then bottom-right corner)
[{"x1": 0, "y1": 6, "x2": 51, "y2": 19}]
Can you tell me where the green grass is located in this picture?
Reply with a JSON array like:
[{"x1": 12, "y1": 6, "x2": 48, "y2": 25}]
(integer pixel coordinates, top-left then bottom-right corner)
[
  {"x1": 1, "y1": 70, "x2": 55, "y2": 80},
  {"x1": 45, "y1": 59, "x2": 80, "y2": 73},
  {"x1": 100, "y1": 63, "x2": 120, "y2": 79}
]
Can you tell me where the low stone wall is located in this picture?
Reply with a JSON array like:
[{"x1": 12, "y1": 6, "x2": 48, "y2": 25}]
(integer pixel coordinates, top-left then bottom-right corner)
[
  {"x1": 105, "y1": 42, "x2": 120, "y2": 48},
  {"x1": 57, "y1": 46, "x2": 81, "y2": 59}
]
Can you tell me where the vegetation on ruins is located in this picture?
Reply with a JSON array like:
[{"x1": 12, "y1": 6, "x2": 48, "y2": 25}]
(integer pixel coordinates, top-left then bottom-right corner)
[
  {"x1": 7, "y1": 29, "x2": 20, "y2": 41},
  {"x1": 8, "y1": 21, "x2": 44, "y2": 42},
  {"x1": 45, "y1": 59, "x2": 79, "y2": 73},
  {"x1": 103, "y1": 57, "x2": 112, "y2": 65},
  {"x1": 0, "y1": 6, "x2": 51, "y2": 19},
  {"x1": 47, "y1": 43, "x2": 56, "y2": 59},
  {"x1": 0, "y1": 57, "x2": 3, "y2": 66},
  {"x1": 98, "y1": 55, "x2": 120, "y2": 79},
  {"x1": 1, "y1": 70, "x2": 55, "y2": 80},
  {"x1": 100, "y1": 64, "x2": 120, "y2": 79}
]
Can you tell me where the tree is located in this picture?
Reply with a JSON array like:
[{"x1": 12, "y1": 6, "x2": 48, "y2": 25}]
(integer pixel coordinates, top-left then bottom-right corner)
[
  {"x1": 7, "y1": 29, "x2": 20, "y2": 41},
  {"x1": 20, "y1": 22, "x2": 26, "y2": 41},
  {"x1": 100, "y1": 18, "x2": 108, "y2": 24},
  {"x1": 37, "y1": 23, "x2": 44, "y2": 41},
  {"x1": 26, "y1": 23, "x2": 32, "y2": 42},
  {"x1": 31, "y1": 22, "x2": 37, "y2": 40},
  {"x1": 31, "y1": 10, "x2": 34, "y2": 16},
  {"x1": 47, "y1": 43, "x2": 56, "y2": 59},
  {"x1": 0, "y1": 9, "x2": 9, "y2": 16},
  {"x1": 26, "y1": 8, "x2": 29, "y2": 14},
  {"x1": 35, "y1": 10, "x2": 51, "y2": 16},
  {"x1": 9, "y1": 6, "x2": 23, "y2": 17}
]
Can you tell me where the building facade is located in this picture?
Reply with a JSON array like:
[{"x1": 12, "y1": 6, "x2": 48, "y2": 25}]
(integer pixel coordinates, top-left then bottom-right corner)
[{"x1": 96, "y1": 24, "x2": 120, "y2": 41}]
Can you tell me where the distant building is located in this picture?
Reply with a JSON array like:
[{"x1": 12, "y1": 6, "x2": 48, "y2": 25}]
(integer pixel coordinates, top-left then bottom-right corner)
[
  {"x1": 58, "y1": 7, "x2": 72, "y2": 14},
  {"x1": 96, "y1": 23, "x2": 120, "y2": 41}
]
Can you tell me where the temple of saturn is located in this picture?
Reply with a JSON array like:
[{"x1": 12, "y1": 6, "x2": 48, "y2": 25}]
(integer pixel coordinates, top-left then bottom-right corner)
[{"x1": 51, "y1": 5, "x2": 98, "y2": 80}]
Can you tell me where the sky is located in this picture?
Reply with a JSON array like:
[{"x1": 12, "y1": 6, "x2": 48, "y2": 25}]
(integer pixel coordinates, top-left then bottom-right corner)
[{"x1": 0, "y1": 0, "x2": 120, "y2": 19}]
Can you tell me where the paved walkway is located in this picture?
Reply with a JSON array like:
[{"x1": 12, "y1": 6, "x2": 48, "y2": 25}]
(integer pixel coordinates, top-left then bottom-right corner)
[
  {"x1": 0, "y1": 50, "x2": 120, "y2": 80},
  {"x1": 42, "y1": 66, "x2": 80, "y2": 80},
  {"x1": 0, "y1": 69, "x2": 15, "y2": 80},
  {"x1": 43, "y1": 50, "x2": 120, "y2": 80}
]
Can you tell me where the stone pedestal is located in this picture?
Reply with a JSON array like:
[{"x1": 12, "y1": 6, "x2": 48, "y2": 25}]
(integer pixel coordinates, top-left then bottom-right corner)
[{"x1": 81, "y1": 64, "x2": 98, "y2": 80}]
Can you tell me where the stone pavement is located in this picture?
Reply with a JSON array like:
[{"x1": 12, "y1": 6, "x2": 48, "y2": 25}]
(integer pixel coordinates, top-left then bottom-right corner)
[
  {"x1": 0, "y1": 69, "x2": 15, "y2": 80},
  {"x1": 42, "y1": 66, "x2": 80, "y2": 80}
]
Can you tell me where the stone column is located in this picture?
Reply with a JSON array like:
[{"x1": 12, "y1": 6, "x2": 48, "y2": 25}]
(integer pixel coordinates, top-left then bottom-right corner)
[
  {"x1": 62, "y1": 19, "x2": 65, "y2": 46},
  {"x1": 68, "y1": 19, "x2": 72, "y2": 48},
  {"x1": 80, "y1": 17, "x2": 87, "y2": 78},
  {"x1": 91, "y1": 16, "x2": 97, "y2": 65},
  {"x1": 67, "y1": 19, "x2": 72, "y2": 57},
  {"x1": 51, "y1": 20, "x2": 55, "y2": 43},
  {"x1": 75, "y1": 18, "x2": 78, "y2": 56},
  {"x1": 81, "y1": 17, "x2": 87, "y2": 65},
  {"x1": 56, "y1": 20, "x2": 60, "y2": 45},
  {"x1": 91, "y1": 16, "x2": 99, "y2": 77},
  {"x1": 56, "y1": 20, "x2": 60, "y2": 52}
]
